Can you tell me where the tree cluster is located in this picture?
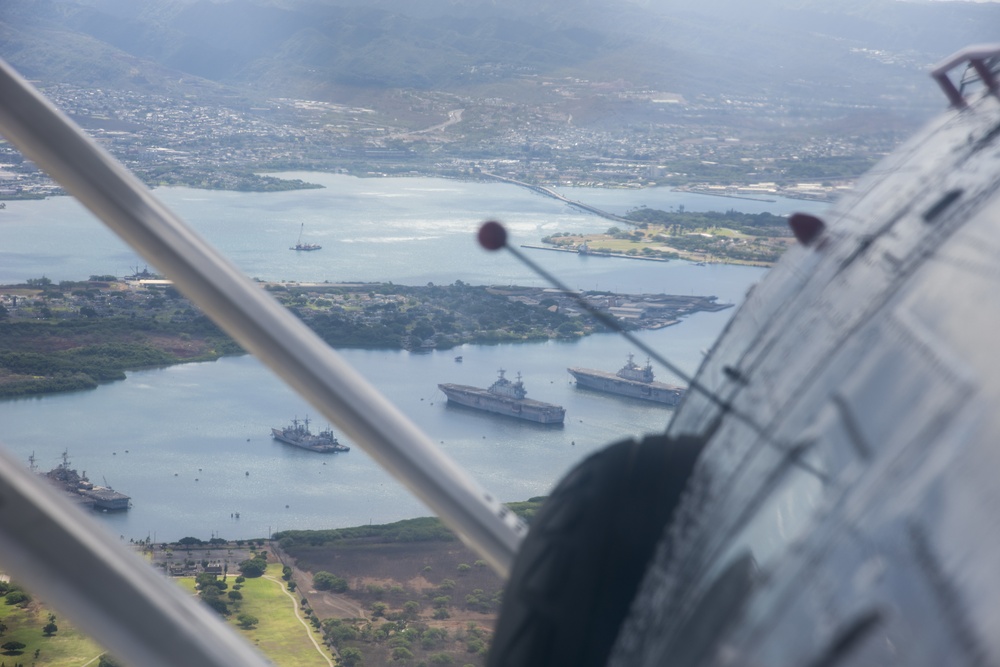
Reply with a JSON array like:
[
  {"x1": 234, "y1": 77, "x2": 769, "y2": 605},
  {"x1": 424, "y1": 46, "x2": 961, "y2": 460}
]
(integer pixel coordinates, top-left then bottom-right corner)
[
  {"x1": 624, "y1": 208, "x2": 788, "y2": 236},
  {"x1": 196, "y1": 571, "x2": 231, "y2": 615},
  {"x1": 313, "y1": 571, "x2": 349, "y2": 593},
  {"x1": 276, "y1": 516, "x2": 457, "y2": 550},
  {"x1": 0, "y1": 315, "x2": 239, "y2": 398},
  {"x1": 238, "y1": 551, "x2": 268, "y2": 579}
]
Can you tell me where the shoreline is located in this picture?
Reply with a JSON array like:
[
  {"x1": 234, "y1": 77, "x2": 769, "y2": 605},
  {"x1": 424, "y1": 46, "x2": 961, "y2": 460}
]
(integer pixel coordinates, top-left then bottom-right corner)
[
  {"x1": 0, "y1": 279, "x2": 730, "y2": 400},
  {"x1": 1, "y1": 168, "x2": 840, "y2": 204},
  {"x1": 520, "y1": 244, "x2": 672, "y2": 263}
]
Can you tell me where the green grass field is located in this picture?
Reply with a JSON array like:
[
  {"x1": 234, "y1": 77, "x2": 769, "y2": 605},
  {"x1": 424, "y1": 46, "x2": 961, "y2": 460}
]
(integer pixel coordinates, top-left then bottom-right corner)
[
  {"x1": 178, "y1": 563, "x2": 333, "y2": 667},
  {"x1": 0, "y1": 599, "x2": 104, "y2": 667}
]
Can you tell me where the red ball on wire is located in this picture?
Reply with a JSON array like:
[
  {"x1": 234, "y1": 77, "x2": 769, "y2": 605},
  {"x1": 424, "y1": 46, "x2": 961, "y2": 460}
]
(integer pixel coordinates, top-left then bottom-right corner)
[{"x1": 478, "y1": 220, "x2": 508, "y2": 251}]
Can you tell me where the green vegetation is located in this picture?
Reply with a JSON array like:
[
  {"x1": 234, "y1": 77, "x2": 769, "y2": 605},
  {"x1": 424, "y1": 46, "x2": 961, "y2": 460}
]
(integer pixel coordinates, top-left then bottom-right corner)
[
  {"x1": 0, "y1": 278, "x2": 602, "y2": 398},
  {"x1": 504, "y1": 497, "x2": 547, "y2": 523},
  {"x1": 275, "y1": 498, "x2": 544, "y2": 665},
  {"x1": 0, "y1": 282, "x2": 241, "y2": 398},
  {"x1": 196, "y1": 571, "x2": 232, "y2": 616},
  {"x1": 274, "y1": 496, "x2": 545, "y2": 552},
  {"x1": 3, "y1": 591, "x2": 29, "y2": 607},
  {"x1": 1, "y1": 277, "x2": 720, "y2": 399},
  {"x1": 241, "y1": 565, "x2": 333, "y2": 667},
  {"x1": 239, "y1": 553, "x2": 269, "y2": 579},
  {"x1": 0, "y1": 584, "x2": 103, "y2": 666},
  {"x1": 236, "y1": 613, "x2": 259, "y2": 629},
  {"x1": 276, "y1": 499, "x2": 545, "y2": 551},
  {"x1": 180, "y1": 563, "x2": 333, "y2": 667},
  {"x1": 279, "y1": 281, "x2": 583, "y2": 349},
  {"x1": 275, "y1": 500, "x2": 549, "y2": 666},
  {"x1": 624, "y1": 208, "x2": 788, "y2": 236},
  {"x1": 0, "y1": 411, "x2": 549, "y2": 665},
  {"x1": 313, "y1": 572, "x2": 348, "y2": 593},
  {"x1": 0, "y1": 343, "x2": 176, "y2": 393},
  {"x1": 276, "y1": 516, "x2": 458, "y2": 550},
  {"x1": 544, "y1": 209, "x2": 792, "y2": 266},
  {"x1": 143, "y1": 167, "x2": 325, "y2": 193},
  {"x1": 1, "y1": 640, "x2": 26, "y2": 653}
]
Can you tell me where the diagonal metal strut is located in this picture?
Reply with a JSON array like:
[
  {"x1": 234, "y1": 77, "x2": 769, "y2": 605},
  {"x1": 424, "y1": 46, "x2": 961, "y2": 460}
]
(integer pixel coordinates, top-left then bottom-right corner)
[{"x1": 0, "y1": 57, "x2": 524, "y2": 667}]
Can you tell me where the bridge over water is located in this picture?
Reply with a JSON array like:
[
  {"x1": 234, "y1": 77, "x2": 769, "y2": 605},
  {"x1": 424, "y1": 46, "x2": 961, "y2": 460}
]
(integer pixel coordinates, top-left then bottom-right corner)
[{"x1": 481, "y1": 173, "x2": 635, "y2": 225}]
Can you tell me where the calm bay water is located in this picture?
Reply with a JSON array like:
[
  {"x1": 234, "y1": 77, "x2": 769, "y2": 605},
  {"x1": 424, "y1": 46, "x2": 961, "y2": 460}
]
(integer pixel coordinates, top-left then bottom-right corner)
[{"x1": 0, "y1": 175, "x2": 827, "y2": 541}]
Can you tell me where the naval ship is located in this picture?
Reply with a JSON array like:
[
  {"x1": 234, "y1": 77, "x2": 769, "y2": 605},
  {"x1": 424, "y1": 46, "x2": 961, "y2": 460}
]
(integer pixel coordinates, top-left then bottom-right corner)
[
  {"x1": 271, "y1": 417, "x2": 350, "y2": 453},
  {"x1": 438, "y1": 369, "x2": 565, "y2": 424},
  {"x1": 567, "y1": 354, "x2": 685, "y2": 406},
  {"x1": 290, "y1": 223, "x2": 321, "y2": 251},
  {"x1": 35, "y1": 451, "x2": 131, "y2": 511}
]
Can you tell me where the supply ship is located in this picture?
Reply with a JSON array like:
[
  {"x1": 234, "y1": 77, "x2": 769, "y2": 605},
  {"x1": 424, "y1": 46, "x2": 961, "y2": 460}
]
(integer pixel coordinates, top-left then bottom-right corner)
[
  {"x1": 271, "y1": 417, "x2": 350, "y2": 453},
  {"x1": 438, "y1": 369, "x2": 565, "y2": 424},
  {"x1": 567, "y1": 354, "x2": 685, "y2": 406}
]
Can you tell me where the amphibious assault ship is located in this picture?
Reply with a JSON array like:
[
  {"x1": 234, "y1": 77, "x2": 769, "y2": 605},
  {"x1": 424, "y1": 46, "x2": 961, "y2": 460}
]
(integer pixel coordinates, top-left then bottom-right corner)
[
  {"x1": 271, "y1": 417, "x2": 350, "y2": 453},
  {"x1": 36, "y1": 451, "x2": 131, "y2": 511},
  {"x1": 567, "y1": 354, "x2": 685, "y2": 405},
  {"x1": 438, "y1": 369, "x2": 565, "y2": 424}
]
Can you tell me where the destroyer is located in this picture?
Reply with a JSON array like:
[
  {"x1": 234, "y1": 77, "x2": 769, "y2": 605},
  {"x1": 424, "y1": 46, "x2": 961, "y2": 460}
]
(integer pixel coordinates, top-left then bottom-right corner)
[
  {"x1": 271, "y1": 417, "x2": 350, "y2": 453},
  {"x1": 439, "y1": 369, "x2": 565, "y2": 424},
  {"x1": 568, "y1": 354, "x2": 685, "y2": 405}
]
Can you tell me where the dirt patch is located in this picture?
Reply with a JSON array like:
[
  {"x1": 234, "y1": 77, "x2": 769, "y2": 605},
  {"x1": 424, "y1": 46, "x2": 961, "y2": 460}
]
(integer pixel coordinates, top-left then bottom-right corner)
[
  {"x1": 275, "y1": 551, "x2": 366, "y2": 620},
  {"x1": 405, "y1": 575, "x2": 435, "y2": 591},
  {"x1": 146, "y1": 333, "x2": 213, "y2": 358},
  {"x1": 277, "y1": 539, "x2": 504, "y2": 667}
]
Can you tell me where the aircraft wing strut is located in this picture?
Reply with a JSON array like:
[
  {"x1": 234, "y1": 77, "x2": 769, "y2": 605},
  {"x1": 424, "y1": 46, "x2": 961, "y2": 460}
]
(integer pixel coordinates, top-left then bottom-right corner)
[{"x1": 0, "y1": 58, "x2": 524, "y2": 667}]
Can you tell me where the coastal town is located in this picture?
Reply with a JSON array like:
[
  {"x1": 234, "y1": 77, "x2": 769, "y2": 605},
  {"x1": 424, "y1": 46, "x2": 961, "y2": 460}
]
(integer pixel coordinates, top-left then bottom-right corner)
[{"x1": 0, "y1": 77, "x2": 916, "y2": 202}]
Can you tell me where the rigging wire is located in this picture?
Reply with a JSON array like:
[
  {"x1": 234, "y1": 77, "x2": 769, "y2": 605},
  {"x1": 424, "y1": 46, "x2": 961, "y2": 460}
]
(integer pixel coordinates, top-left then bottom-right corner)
[{"x1": 477, "y1": 221, "x2": 772, "y2": 437}]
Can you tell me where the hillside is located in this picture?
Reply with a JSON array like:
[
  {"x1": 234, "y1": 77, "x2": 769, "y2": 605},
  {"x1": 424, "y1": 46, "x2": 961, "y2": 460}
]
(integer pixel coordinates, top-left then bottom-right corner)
[
  {"x1": 2, "y1": 0, "x2": 997, "y2": 112},
  {"x1": 272, "y1": 501, "x2": 543, "y2": 666},
  {"x1": 2, "y1": 0, "x2": 997, "y2": 195}
]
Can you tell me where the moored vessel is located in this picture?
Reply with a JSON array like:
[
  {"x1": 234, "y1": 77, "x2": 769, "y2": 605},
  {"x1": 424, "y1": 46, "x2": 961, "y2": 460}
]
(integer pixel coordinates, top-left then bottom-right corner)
[
  {"x1": 438, "y1": 369, "x2": 565, "y2": 424},
  {"x1": 290, "y1": 223, "x2": 321, "y2": 251},
  {"x1": 271, "y1": 417, "x2": 350, "y2": 453},
  {"x1": 36, "y1": 450, "x2": 131, "y2": 511},
  {"x1": 568, "y1": 354, "x2": 685, "y2": 405}
]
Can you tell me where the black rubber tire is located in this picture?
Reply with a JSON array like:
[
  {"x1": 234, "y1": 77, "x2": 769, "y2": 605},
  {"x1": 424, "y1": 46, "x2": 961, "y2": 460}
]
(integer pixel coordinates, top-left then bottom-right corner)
[{"x1": 487, "y1": 432, "x2": 705, "y2": 667}]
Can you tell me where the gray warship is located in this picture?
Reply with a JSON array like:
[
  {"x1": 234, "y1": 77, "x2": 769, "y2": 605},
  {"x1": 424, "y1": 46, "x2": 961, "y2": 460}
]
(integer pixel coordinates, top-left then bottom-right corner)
[
  {"x1": 438, "y1": 369, "x2": 566, "y2": 424},
  {"x1": 36, "y1": 450, "x2": 131, "y2": 511},
  {"x1": 271, "y1": 417, "x2": 350, "y2": 453},
  {"x1": 567, "y1": 354, "x2": 685, "y2": 406}
]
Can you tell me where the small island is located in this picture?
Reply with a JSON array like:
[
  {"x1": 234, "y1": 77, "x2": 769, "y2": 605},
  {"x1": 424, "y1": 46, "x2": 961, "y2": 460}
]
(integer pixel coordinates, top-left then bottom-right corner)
[
  {"x1": 540, "y1": 208, "x2": 794, "y2": 267},
  {"x1": 0, "y1": 275, "x2": 730, "y2": 399}
]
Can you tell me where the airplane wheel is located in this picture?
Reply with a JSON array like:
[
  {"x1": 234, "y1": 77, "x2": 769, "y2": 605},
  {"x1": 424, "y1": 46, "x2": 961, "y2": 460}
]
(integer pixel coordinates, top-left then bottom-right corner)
[{"x1": 488, "y1": 432, "x2": 705, "y2": 667}]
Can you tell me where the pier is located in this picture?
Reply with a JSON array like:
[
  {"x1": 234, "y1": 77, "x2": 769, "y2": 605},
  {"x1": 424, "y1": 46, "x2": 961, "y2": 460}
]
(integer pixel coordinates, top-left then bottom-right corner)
[{"x1": 519, "y1": 244, "x2": 669, "y2": 262}]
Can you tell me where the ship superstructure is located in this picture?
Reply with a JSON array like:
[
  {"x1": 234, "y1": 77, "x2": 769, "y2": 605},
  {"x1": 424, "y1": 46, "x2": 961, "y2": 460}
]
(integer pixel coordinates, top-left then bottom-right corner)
[
  {"x1": 568, "y1": 354, "x2": 685, "y2": 405},
  {"x1": 438, "y1": 369, "x2": 565, "y2": 424},
  {"x1": 290, "y1": 223, "x2": 321, "y2": 251},
  {"x1": 39, "y1": 450, "x2": 131, "y2": 511},
  {"x1": 271, "y1": 417, "x2": 350, "y2": 453}
]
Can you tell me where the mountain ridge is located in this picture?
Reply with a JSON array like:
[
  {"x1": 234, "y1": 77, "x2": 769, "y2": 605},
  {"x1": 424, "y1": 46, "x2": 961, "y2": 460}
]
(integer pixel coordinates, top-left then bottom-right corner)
[{"x1": 3, "y1": 0, "x2": 997, "y2": 107}]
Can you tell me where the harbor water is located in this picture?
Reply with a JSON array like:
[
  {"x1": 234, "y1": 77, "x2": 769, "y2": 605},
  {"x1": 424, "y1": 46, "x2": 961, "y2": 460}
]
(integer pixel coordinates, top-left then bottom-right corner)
[{"x1": 0, "y1": 175, "x2": 827, "y2": 541}]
